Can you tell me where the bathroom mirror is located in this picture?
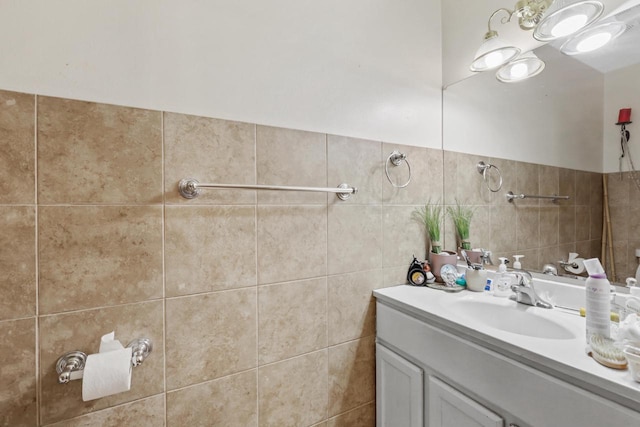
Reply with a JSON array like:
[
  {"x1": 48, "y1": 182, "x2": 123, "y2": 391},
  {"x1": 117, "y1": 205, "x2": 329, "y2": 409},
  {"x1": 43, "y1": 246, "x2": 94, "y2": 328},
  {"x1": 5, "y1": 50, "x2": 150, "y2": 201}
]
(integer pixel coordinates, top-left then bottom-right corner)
[{"x1": 442, "y1": 2, "x2": 640, "y2": 284}]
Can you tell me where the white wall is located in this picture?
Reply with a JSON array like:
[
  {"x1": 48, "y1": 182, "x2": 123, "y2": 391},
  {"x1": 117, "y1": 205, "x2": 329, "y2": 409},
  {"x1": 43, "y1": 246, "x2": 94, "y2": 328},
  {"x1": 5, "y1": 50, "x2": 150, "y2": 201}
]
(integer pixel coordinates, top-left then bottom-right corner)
[
  {"x1": 603, "y1": 63, "x2": 640, "y2": 173},
  {"x1": 443, "y1": 46, "x2": 604, "y2": 172},
  {"x1": 0, "y1": 0, "x2": 442, "y2": 148}
]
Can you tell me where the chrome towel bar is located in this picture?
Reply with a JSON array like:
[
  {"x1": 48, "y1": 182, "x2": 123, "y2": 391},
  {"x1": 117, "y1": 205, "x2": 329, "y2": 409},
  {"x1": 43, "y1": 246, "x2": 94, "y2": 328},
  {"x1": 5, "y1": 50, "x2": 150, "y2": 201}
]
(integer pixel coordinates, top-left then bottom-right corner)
[
  {"x1": 178, "y1": 178, "x2": 358, "y2": 201},
  {"x1": 506, "y1": 191, "x2": 570, "y2": 203}
]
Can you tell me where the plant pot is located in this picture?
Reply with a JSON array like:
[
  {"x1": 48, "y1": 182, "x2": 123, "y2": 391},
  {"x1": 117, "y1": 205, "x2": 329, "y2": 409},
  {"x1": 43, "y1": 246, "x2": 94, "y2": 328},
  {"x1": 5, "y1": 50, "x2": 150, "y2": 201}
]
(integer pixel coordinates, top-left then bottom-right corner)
[
  {"x1": 429, "y1": 251, "x2": 458, "y2": 282},
  {"x1": 459, "y1": 248, "x2": 482, "y2": 265}
]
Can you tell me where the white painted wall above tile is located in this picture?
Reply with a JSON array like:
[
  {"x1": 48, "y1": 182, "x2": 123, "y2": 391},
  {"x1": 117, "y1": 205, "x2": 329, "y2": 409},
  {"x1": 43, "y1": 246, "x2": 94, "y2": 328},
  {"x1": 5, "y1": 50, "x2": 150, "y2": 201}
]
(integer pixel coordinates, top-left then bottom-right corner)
[{"x1": 0, "y1": 0, "x2": 442, "y2": 149}]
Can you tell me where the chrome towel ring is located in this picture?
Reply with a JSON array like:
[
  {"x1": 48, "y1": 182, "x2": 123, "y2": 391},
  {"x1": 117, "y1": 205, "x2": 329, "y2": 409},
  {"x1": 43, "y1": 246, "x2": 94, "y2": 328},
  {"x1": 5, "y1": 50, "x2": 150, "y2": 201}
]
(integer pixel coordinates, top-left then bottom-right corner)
[
  {"x1": 385, "y1": 151, "x2": 412, "y2": 188},
  {"x1": 477, "y1": 161, "x2": 503, "y2": 192}
]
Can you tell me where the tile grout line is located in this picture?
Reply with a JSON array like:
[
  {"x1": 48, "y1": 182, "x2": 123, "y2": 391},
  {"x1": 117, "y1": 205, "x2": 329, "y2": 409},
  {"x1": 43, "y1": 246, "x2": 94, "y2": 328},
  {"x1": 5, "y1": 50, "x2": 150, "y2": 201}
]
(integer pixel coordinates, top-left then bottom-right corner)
[
  {"x1": 325, "y1": 132, "x2": 330, "y2": 424},
  {"x1": 160, "y1": 111, "x2": 167, "y2": 422},
  {"x1": 34, "y1": 93, "x2": 41, "y2": 427},
  {"x1": 254, "y1": 123, "x2": 260, "y2": 424}
]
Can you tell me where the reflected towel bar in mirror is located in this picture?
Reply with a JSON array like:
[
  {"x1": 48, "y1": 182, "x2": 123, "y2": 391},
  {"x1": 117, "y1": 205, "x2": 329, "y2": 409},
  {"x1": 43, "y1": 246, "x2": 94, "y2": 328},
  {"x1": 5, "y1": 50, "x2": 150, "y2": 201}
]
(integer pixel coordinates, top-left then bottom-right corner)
[
  {"x1": 506, "y1": 191, "x2": 569, "y2": 203},
  {"x1": 178, "y1": 178, "x2": 358, "y2": 201}
]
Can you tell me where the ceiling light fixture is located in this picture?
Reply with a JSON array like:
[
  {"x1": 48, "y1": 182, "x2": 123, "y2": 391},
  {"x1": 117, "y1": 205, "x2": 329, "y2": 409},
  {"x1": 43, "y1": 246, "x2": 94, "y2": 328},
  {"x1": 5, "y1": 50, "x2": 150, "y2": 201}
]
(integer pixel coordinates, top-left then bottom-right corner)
[
  {"x1": 560, "y1": 21, "x2": 627, "y2": 55},
  {"x1": 496, "y1": 51, "x2": 546, "y2": 82},
  {"x1": 533, "y1": 0, "x2": 604, "y2": 41},
  {"x1": 470, "y1": 8, "x2": 522, "y2": 72}
]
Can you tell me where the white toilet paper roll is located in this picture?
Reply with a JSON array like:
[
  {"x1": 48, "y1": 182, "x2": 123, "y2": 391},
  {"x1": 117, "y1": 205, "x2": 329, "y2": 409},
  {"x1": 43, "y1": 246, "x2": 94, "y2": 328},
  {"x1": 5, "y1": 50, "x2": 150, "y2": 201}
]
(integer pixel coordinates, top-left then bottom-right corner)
[
  {"x1": 566, "y1": 257, "x2": 586, "y2": 275},
  {"x1": 82, "y1": 347, "x2": 132, "y2": 401}
]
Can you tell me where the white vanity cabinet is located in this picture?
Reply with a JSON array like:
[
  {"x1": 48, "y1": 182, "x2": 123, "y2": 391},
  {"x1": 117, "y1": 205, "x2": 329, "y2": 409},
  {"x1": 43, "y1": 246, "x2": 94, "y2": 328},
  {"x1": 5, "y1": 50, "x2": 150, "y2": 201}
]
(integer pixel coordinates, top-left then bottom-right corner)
[{"x1": 375, "y1": 297, "x2": 640, "y2": 427}]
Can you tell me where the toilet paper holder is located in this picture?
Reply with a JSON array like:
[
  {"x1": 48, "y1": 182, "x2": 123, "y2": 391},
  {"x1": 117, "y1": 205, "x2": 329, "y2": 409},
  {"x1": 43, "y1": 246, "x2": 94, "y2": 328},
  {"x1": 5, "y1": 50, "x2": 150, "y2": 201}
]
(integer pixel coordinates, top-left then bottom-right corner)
[{"x1": 56, "y1": 337, "x2": 153, "y2": 384}]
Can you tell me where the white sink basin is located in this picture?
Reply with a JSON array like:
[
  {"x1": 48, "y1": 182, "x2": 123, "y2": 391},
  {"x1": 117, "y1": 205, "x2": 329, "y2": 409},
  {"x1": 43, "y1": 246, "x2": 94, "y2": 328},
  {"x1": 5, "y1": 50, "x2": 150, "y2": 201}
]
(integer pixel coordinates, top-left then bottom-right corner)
[{"x1": 447, "y1": 297, "x2": 578, "y2": 340}]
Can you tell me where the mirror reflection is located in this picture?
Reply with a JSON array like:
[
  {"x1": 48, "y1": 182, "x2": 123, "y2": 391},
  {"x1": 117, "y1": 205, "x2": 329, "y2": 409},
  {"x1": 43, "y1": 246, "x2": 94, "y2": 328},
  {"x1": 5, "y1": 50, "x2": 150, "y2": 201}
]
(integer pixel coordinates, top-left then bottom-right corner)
[{"x1": 443, "y1": 2, "x2": 640, "y2": 285}]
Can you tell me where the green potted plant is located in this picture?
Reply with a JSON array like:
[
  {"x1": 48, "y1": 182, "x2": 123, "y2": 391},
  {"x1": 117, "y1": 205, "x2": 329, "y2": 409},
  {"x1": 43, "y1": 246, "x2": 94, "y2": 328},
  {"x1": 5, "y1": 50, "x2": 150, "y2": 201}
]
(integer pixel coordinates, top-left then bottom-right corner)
[
  {"x1": 447, "y1": 200, "x2": 475, "y2": 251},
  {"x1": 412, "y1": 199, "x2": 443, "y2": 255},
  {"x1": 413, "y1": 200, "x2": 456, "y2": 281}
]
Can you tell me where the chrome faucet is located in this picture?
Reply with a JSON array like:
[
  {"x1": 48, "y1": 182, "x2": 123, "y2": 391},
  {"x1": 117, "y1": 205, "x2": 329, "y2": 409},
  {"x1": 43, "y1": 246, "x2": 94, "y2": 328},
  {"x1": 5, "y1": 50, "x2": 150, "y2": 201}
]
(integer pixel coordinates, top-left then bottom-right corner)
[
  {"x1": 509, "y1": 269, "x2": 553, "y2": 309},
  {"x1": 542, "y1": 263, "x2": 558, "y2": 276},
  {"x1": 480, "y1": 249, "x2": 493, "y2": 266}
]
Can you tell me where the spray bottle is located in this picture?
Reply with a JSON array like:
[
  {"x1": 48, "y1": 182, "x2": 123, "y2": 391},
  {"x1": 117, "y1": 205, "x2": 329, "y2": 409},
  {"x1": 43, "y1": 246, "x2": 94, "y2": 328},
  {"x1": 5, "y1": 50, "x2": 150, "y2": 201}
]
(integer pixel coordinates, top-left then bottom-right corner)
[{"x1": 584, "y1": 258, "x2": 611, "y2": 352}]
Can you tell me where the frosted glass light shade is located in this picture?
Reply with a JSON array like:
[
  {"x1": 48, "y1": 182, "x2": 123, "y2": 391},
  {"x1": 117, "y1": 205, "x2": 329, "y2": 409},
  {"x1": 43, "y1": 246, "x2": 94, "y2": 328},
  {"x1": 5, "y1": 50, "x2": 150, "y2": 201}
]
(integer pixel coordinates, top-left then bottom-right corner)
[
  {"x1": 533, "y1": 0, "x2": 604, "y2": 41},
  {"x1": 470, "y1": 34, "x2": 521, "y2": 72},
  {"x1": 561, "y1": 21, "x2": 626, "y2": 55},
  {"x1": 496, "y1": 52, "x2": 546, "y2": 82}
]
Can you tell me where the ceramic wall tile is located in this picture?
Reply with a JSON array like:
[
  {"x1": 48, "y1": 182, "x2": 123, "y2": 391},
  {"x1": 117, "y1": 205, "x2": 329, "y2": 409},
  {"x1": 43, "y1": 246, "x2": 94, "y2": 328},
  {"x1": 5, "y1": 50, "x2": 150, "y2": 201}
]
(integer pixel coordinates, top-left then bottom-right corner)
[
  {"x1": 489, "y1": 205, "x2": 517, "y2": 253},
  {"x1": 327, "y1": 270, "x2": 381, "y2": 346},
  {"x1": 165, "y1": 288, "x2": 257, "y2": 390},
  {"x1": 451, "y1": 153, "x2": 491, "y2": 205},
  {"x1": 383, "y1": 144, "x2": 442, "y2": 205},
  {"x1": 258, "y1": 278, "x2": 327, "y2": 364},
  {"x1": 559, "y1": 168, "x2": 576, "y2": 206},
  {"x1": 559, "y1": 206, "x2": 577, "y2": 245},
  {"x1": 382, "y1": 206, "x2": 426, "y2": 268},
  {"x1": 0, "y1": 90, "x2": 34, "y2": 204},
  {"x1": 0, "y1": 206, "x2": 36, "y2": 320},
  {"x1": 257, "y1": 205, "x2": 327, "y2": 284},
  {"x1": 166, "y1": 371, "x2": 257, "y2": 427},
  {"x1": 609, "y1": 207, "x2": 628, "y2": 247},
  {"x1": 0, "y1": 318, "x2": 36, "y2": 427},
  {"x1": 39, "y1": 301, "x2": 164, "y2": 425},
  {"x1": 258, "y1": 350, "x2": 328, "y2": 427},
  {"x1": 612, "y1": 240, "x2": 628, "y2": 282},
  {"x1": 539, "y1": 206, "x2": 559, "y2": 247},
  {"x1": 328, "y1": 205, "x2": 382, "y2": 275},
  {"x1": 38, "y1": 206, "x2": 163, "y2": 314},
  {"x1": 515, "y1": 162, "x2": 539, "y2": 206},
  {"x1": 591, "y1": 172, "x2": 604, "y2": 206},
  {"x1": 164, "y1": 112, "x2": 256, "y2": 205},
  {"x1": 256, "y1": 126, "x2": 326, "y2": 205},
  {"x1": 45, "y1": 395, "x2": 165, "y2": 427},
  {"x1": 383, "y1": 266, "x2": 409, "y2": 287},
  {"x1": 608, "y1": 174, "x2": 630, "y2": 207},
  {"x1": 539, "y1": 165, "x2": 559, "y2": 198},
  {"x1": 516, "y1": 206, "x2": 540, "y2": 250},
  {"x1": 487, "y1": 157, "x2": 517, "y2": 206},
  {"x1": 328, "y1": 336, "x2": 375, "y2": 417},
  {"x1": 629, "y1": 177, "x2": 640, "y2": 207},
  {"x1": 468, "y1": 205, "x2": 491, "y2": 250},
  {"x1": 327, "y1": 402, "x2": 375, "y2": 427},
  {"x1": 328, "y1": 135, "x2": 382, "y2": 205},
  {"x1": 576, "y1": 205, "x2": 591, "y2": 242},
  {"x1": 591, "y1": 204, "x2": 604, "y2": 241},
  {"x1": 37, "y1": 97, "x2": 162, "y2": 204},
  {"x1": 165, "y1": 206, "x2": 256, "y2": 297},
  {"x1": 575, "y1": 170, "x2": 592, "y2": 206}
]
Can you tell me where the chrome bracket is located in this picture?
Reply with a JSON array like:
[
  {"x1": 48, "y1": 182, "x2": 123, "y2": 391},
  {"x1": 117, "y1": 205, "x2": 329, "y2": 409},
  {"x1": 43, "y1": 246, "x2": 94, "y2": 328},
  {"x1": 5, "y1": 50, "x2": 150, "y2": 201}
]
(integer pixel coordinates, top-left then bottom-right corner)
[
  {"x1": 178, "y1": 178, "x2": 201, "y2": 199},
  {"x1": 127, "y1": 338, "x2": 153, "y2": 367},
  {"x1": 56, "y1": 351, "x2": 87, "y2": 384}
]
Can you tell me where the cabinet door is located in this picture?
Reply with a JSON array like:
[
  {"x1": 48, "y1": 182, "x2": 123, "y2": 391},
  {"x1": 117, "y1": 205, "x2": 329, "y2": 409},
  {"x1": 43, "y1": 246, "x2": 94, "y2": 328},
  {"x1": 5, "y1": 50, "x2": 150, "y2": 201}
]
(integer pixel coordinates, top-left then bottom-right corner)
[
  {"x1": 428, "y1": 376, "x2": 503, "y2": 427},
  {"x1": 376, "y1": 343, "x2": 424, "y2": 427}
]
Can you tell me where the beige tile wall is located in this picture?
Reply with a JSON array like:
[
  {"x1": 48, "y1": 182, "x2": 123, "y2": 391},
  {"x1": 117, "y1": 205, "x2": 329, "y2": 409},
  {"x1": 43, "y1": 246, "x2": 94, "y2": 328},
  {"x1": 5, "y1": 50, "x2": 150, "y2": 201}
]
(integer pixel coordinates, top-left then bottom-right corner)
[
  {"x1": 0, "y1": 88, "x2": 609, "y2": 426},
  {"x1": 442, "y1": 151, "x2": 603, "y2": 273},
  {"x1": 0, "y1": 89, "x2": 443, "y2": 426},
  {"x1": 606, "y1": 172, "x2": 640, "y2": 282}
]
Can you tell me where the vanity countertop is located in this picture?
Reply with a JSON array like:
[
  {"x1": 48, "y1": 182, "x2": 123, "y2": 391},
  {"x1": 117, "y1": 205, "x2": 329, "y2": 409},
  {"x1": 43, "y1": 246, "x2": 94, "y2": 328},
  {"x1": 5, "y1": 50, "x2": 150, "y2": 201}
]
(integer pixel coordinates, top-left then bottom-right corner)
[{"x1": 374, "y1": 284, "x2": 640, "y2": 412}]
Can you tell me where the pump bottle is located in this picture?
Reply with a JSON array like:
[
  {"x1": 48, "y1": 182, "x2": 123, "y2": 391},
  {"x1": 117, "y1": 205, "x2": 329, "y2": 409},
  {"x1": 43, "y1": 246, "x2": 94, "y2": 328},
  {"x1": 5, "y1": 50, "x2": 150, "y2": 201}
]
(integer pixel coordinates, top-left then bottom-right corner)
[{"x1": 583, "y1": 258, "x2": 611, "y2": 350}]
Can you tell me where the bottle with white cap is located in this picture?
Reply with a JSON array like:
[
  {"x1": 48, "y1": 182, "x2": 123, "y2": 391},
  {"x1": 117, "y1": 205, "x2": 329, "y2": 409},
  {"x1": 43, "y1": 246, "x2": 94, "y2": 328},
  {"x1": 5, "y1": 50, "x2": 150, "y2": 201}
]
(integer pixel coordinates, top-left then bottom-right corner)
[
  {"x1": 584, "y1": 258, "x2": 611, "y2": 352},
  {"x1": 513, "y1": 255, "x2": 524, "y2": 270}
]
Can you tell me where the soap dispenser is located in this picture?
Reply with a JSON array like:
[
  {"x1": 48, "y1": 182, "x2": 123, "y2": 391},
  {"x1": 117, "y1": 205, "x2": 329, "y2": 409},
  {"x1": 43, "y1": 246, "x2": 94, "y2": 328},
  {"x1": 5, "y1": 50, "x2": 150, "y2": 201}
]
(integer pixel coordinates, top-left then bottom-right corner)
[
  {"x1": 494, "y1": 258, "x2": 513, "y2": 297},
  {"x1": 513, "y1": 255, "x2": 524, "y2": 269}
]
